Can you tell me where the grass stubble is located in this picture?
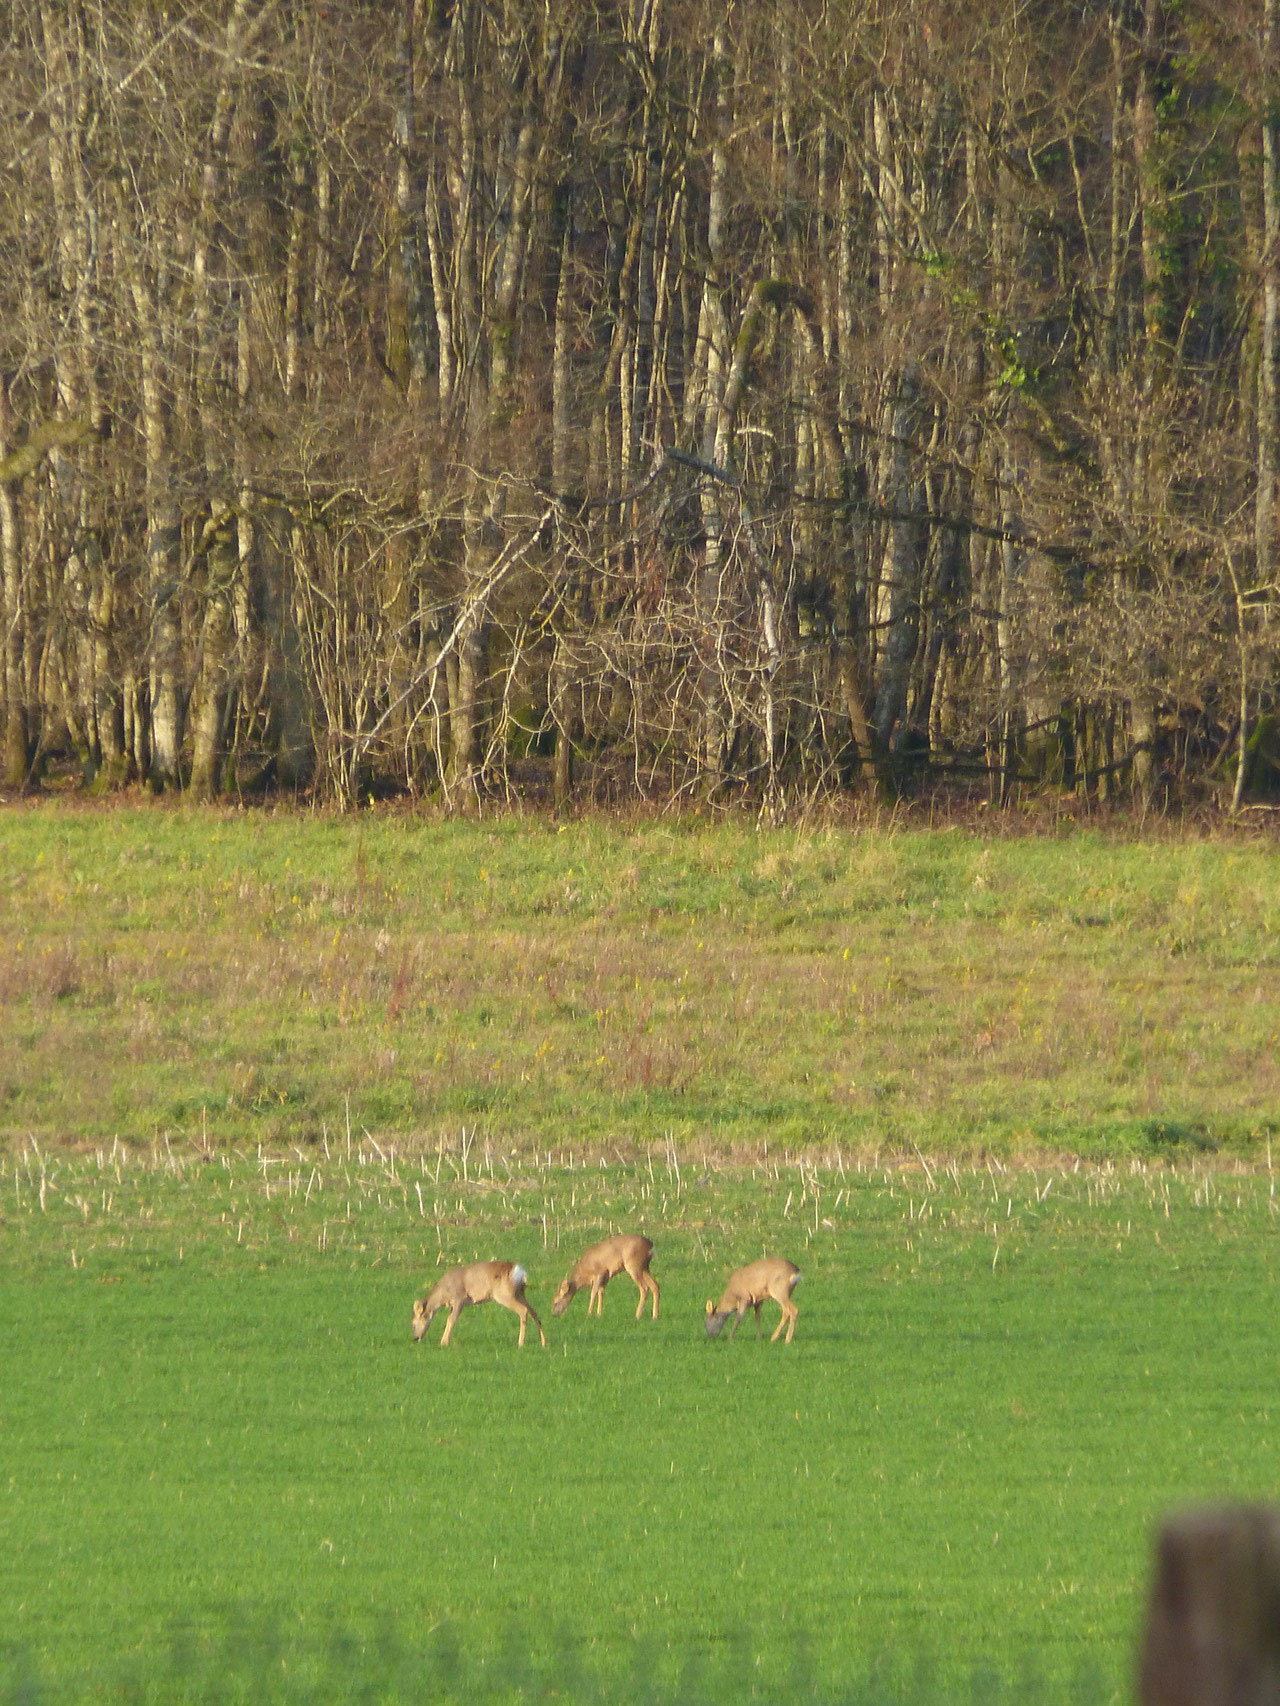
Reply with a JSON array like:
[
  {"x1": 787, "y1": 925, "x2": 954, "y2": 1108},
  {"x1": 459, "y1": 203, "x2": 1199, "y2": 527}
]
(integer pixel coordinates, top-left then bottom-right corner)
[{"x1": 3, "y1": 1137, "x2": 1280, "y2": 1703}]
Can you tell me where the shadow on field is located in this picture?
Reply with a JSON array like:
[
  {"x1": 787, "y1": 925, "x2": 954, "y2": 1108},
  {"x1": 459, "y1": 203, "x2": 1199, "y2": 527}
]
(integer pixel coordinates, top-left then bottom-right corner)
[{"x1": 1, "y1": 1617, "x2": 1108, "y2": 1706}]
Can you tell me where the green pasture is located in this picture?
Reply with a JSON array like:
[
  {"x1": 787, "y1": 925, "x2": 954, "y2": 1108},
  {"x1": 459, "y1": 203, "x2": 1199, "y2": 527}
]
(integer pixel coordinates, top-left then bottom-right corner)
[
  {"x1": 3, "y1": 1144, "x2": 1279, "y2": 1702},
  {"x1": 0, "y1": 804, "x2": 1278, "y2": 1157},
  {"x1": 2, "y1": 805, "x2": 1279, "y2": 1700}
]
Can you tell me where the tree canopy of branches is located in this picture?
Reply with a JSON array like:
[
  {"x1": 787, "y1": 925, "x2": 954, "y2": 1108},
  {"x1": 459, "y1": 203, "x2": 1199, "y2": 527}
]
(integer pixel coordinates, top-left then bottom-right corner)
[{"x1": 1, "y1": 0, "x2": 1277, "y2": 810}]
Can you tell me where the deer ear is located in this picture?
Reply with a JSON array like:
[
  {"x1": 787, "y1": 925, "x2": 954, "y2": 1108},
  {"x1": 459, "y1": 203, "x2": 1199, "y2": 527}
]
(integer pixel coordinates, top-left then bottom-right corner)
[{"x1": 705, "y1": 1299, "x2": 714, "y2": 1314}]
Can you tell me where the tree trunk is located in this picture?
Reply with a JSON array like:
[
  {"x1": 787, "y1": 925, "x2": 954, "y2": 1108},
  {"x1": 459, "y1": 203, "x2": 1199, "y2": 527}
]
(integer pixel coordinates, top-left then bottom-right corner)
[
  {"x1": 271, "y1": 517, "x2": 314, "y2": 792},
  {"x1": 1258, "y1": 0, "x2": 1278, "y2": 594},
  {"x1": 695, "y1": 24, "x2": 732, "y2": 798},
  {"x1": 136, "y1": 297, "x2": 184, "y2": 792},
  {"x1": 872, "y1": 364, "x2": 926, "y2": 783},
  {"x1": 388, "y1": 0, "x2": 429, "y2": 396},
  {"x1": 0, "y1": 376, "x2": 29, "y2": 786},
  {"x1": 189, "y1": 508, "x2": 238, "y2": 799},
  {"x1": 447, "y1": 573, "x2": 487, "y2": 807},
  {"x1": 551, "y1": 635, "x2": 575, "y2": 812}
]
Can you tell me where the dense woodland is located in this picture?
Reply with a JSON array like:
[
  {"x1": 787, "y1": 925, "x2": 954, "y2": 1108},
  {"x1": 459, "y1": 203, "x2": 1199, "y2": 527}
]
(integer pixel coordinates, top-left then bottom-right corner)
[{"x1": 1, "y1": 0, "x2": 1278, "y2": 810}]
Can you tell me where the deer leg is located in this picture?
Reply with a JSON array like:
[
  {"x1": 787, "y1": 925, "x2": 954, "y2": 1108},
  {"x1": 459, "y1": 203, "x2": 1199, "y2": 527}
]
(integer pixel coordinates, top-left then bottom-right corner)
[
  {"x1": 505, "y1": 1293, "x2": 546, "y2": 1347},
  {"x1": 592, "y1": 1277, "x2": 606, "y2": 1316},
  {"x1": 754, "y1": 1302, "x2": 763, "y2": 1340},
  {"x1": 729, "y1": 1307, "x2": 746, "y2": 1340},
  {"x1": 440, "y1": 1302, "x2": 462, "y2": 1346},
  {"x1": 496, "y1": 1295, "x2": 531, "y2": 1346},
  {"x1": 625, "y1": 1261, "x2": 646, "y2": 1319},
  {"x1": 770, "y1": 1304, "x2": 787, "y2": 1343},
  {"x1": 628, "y1": 1265, "x2": 659, "y2": 1321}
]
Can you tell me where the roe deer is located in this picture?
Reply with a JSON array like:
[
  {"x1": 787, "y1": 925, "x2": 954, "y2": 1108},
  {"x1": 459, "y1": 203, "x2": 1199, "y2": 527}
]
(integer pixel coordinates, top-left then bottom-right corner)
[
  {"x1": 705, "y1": 1257, "x2": 801, "y2": 1343},
  {"x1": 412, "y1": 1261, "x2": 547, "y2": 1348},
  {"x1": 552, "y1": 1233, "x2": 660, "y2": 1320}
]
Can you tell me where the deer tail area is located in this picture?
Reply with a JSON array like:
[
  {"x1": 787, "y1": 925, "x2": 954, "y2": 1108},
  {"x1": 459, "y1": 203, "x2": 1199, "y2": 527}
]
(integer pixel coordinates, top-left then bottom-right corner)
[{"x1": 511, "y1": 1264, "x2": 529, "y2": 1289}]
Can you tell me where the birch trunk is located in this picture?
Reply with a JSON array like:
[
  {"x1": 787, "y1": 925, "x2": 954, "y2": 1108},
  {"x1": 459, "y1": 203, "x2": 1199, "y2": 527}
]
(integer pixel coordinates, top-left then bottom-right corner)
[
  {"x1": 1258, "y1": 0, "x2": 1278, "y2": 597},
  {"x1": 40, "y1": 3, "x2": 121, "y2": 778},
  {"x1": 872, "y1": 364, "x2": 926, "y2": 781},
  {"x1": 0, "y1": 376, "x2": 28, "y2": 785},
  {"x1": 695, "y1": 24, "x2": 732, "y2": 795},
  {"x1": 1127, "y1": 0, "x2": 1166, "y2": 808},
  {"x1": 189, "y1": 509, "x2": 238, "y2": 799},
  {"x1": 272, "y1": 515, "x2": 314, "y2": 791},
  {"x1": 551, "y1": 217, "x2": 576, "y2": 811},
  {"x1": 127, "y1": 253, "x2": 184, "y2": 791},
  {"x1": 389, "y1": 0, "x2": 429, "y2": 395}
]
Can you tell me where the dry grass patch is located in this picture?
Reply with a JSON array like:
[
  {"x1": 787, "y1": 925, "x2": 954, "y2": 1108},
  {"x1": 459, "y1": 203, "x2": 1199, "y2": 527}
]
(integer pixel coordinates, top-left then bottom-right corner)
[{"x1": 1, "y1": 807, "x2": 1277, "y2": 1155}]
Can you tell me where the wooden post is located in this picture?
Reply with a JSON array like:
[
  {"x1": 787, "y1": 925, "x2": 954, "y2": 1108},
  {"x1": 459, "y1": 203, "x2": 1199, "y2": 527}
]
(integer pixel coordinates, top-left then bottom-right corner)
[{"x1": 1139, "y1": 1507, "x2": 1280, "y2": 1706}]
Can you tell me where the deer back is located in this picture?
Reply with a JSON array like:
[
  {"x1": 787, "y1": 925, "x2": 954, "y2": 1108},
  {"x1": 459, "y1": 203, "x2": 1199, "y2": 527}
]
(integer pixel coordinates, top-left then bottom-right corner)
[
  {"x1": 583, "y1": 1233, "x2": 652, "y2": 1280},
  {"x1": 718, "y1": 1256, "x2": 800, "y2": 1312},
  {"x1": 423, "y1": 1259, "x2": 521, "y2": 1312},
  {"x1": 466, "y1": 1259, "x2": 526, "y2": 1303},
  {"x1": 555, "y1": 1234, "x2": 651, "y2": 1310}
]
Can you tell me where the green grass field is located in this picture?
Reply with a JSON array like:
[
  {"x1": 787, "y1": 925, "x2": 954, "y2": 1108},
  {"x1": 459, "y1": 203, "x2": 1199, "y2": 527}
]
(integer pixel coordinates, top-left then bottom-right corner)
[
  {"x1": 4, "y1": 1142, "x2": 1279, "y2": 1703},
  {"x1": 3, "y1": 805, "x2": 1279, "y2": 1702}
]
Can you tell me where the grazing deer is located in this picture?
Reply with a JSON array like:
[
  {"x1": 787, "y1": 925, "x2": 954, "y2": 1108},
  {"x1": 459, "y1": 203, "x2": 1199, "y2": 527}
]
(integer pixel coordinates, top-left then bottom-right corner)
[
  {"x1": 705, "y1": 1257, "x2": 801, "y2": 1343},
  {"x1": 552, "y1": 1233, "x2": 660, "y2": 1320},
  {"x1": 412, "y1": 1261, "x2": 546, "y2": 1348}
]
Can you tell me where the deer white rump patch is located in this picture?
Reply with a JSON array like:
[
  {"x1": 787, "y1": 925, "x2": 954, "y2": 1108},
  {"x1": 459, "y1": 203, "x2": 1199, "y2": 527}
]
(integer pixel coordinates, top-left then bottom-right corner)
[{"x1": 511, "y1": 1264, "x2": 528, "y2": 1288}]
